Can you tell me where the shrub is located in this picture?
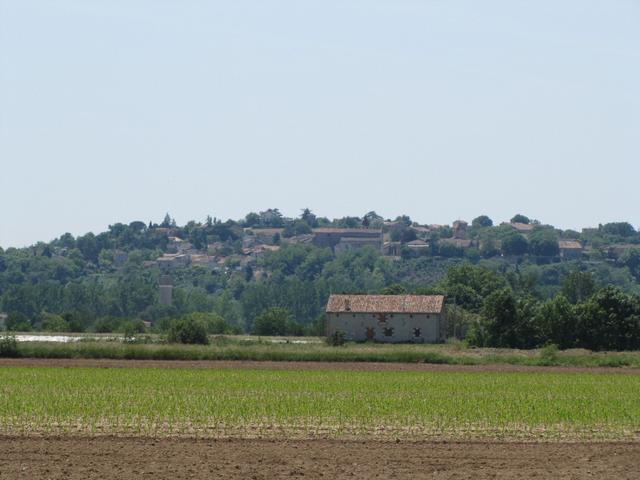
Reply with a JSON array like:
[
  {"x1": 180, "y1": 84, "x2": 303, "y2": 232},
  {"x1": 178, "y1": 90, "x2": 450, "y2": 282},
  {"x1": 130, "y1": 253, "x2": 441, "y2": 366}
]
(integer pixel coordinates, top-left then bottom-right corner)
[
  {"x1": 38, "y1": 313, "x2": 70, "y2": 332},
  {"x1": 5, "y1": 312, "x2": 32, "y2": 332},
  {"x1": 326, "y1": 330, "x2": 346, "y2": 346},
  {"x1": 167, "y1": 317, "x2": 210, "y2": 345},
  {"x1": 252, "y1": 307, "x2": 303, "y2": 336},
  {"x1": 0, "y1": 335, "x2": 19, "y2": 358},
  {"x1": 539, "y1": 344, "x2": 559, "y2": 365}
]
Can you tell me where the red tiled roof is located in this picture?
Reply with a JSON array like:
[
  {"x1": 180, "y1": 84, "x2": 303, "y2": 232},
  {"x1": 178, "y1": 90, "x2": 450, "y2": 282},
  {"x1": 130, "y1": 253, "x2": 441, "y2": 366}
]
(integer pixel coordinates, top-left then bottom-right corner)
[
  {"x1": 326, "y1": 295, "x2": 445, "y2": 314},
  {"x1": 313, "y1": 228, "x2": 382, "y2": 234},
  {"x1": 558, "y1": 240, "x2": 582, "y2": 250}
]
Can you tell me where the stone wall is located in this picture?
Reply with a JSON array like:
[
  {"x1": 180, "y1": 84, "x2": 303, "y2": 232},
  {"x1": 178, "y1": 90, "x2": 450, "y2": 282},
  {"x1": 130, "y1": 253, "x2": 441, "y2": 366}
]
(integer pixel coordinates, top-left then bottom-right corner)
[{"x1": 326, "y1": 312, "x2": 444, "y2": 343}]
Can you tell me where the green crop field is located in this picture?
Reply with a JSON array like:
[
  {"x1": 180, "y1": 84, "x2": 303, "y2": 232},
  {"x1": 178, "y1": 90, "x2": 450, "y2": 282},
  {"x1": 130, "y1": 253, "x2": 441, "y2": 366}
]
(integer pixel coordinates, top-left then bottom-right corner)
[{"x1": 1, "y1": 367, "x2": 639, "y2": 441}]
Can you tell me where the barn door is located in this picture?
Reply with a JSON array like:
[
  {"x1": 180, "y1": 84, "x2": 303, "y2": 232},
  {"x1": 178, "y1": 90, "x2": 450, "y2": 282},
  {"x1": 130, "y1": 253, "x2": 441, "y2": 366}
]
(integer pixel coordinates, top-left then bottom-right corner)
[{"x1": 366, "y1": 327, "x2": 375, "y2": 340}]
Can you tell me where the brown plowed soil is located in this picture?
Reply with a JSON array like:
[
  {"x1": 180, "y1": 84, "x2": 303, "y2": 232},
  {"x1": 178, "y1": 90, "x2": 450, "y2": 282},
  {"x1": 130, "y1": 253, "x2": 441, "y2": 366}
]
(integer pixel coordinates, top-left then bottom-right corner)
[
  {"x1": 0, "y1": 437, "x2": 638, "y2": 479},
  {"x1": 1, "y1": 357, "x2": 639, "y2": 374}
]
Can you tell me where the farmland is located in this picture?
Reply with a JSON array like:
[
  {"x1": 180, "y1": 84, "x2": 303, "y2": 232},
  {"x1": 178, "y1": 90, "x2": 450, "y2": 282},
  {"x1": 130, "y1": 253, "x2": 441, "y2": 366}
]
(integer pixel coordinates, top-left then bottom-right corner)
[
  {"x1": 1, "y1": 364, "x2": 639, "y2": 441},
  {"x1": 7, "y1": 336, "x2": 640, "y2": 367}
]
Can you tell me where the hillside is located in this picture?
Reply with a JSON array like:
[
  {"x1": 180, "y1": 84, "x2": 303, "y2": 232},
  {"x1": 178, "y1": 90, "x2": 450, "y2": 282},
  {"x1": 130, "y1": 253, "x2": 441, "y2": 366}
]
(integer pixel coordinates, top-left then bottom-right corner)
[{"x1": 1, "y1": 210, "x2": 640, "y2": 350}]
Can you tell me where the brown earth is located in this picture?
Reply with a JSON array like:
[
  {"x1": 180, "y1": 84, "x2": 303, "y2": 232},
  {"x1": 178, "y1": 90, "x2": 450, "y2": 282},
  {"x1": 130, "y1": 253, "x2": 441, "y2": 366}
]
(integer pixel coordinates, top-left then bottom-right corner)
[
  {"x1": 1, "y1": 436, "x2": 638, "y2": 479},
  {"x1": 1, "y1": 357, "x2": 640, "y2": 374}
]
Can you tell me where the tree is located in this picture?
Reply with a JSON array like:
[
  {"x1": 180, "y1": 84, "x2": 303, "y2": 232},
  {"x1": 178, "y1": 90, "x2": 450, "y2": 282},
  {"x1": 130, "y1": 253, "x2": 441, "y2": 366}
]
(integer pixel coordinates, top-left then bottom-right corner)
[
  {"x1": 38, "y1": 313, "x2": 70, "y2": 332},
  {"x1": 475, "y1": 289, "x2": 541, "y2": 348},
  {"x1": 601, "y1": 222, "x2": 636, "y2": 238},
  {"x1": 472, "y1": 215, "x2": 493, "y2": 228},
  {"x1": 441, "y1": 264, "x2": 506, "y2": 313},
  {"x1": 167, "y1": 316, "x2": 210, "y2": 344},
  {"x1": 5, "y1": 312, "x2": 31, "y2": 332},
  {"x1": 259, "y1": 208, "x2": 284, "y2": 227},
  {"x1": 528, "y1": 228, "x2": 559, "y2": 257},
  {"x1": 283, "y1": 220, "x2": 312, "y2": 238},
  {"x1": 161, "y1": 213, "x2": 173, "y2": 228},
  {"x1": 560, "y1": 271, "x2": 596, "y2": 304},
  {"x1": 300, "y1": 208, "x2": 318, "y2": 228},
  {"x1": 510, "y1": 214, "x2": 530, "y2": 224},
  {"x1": 575, "y1": 287, "x2": 640, "y2": 351},
  {"x1": 501, "y1": 232, "x2": 529, "y2": 256},
  {"x1": 252, "y1": 307, "x2": 300, "y2": 336},
  {"x1": 536, "y1": 295, "x2": 577, "y2": 349},
  {"x1": 380, "y1": 284, "x2": 407, "y2": 295},
  {"x1": 621, "y1": 248, "x2": 640, "y2": 281},
  {"x1": 244, "y1": 212, "x2": 260, "y2": 227}
]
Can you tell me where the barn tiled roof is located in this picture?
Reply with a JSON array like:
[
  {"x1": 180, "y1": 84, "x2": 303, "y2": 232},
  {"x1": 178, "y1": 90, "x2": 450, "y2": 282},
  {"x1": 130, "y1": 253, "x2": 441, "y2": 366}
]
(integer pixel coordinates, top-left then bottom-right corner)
[
  {"x1": 326, "y1": 295, "x2": 445, "y2": 314},
  {"x1": 313, "y1": 228, "x2": 382, "y2": 235},
  {"x1": 558, "y1": 240, "x2": 583, "y2": 250}
]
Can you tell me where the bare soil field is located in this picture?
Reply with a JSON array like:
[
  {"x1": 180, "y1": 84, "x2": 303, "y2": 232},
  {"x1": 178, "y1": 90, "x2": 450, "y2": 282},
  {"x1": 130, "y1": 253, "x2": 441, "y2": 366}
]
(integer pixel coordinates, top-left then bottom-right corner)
[
  {"x1": 1, "y1": 357, "x2": 640, "y2": 374},
  {"x1": 0, "y1": 436, "x2": 638, "y2": 480}
]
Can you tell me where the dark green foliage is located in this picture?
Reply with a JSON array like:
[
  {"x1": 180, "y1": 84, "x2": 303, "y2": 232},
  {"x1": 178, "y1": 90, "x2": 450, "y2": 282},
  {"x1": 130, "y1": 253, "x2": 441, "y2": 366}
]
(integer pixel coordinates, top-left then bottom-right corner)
[
  {"x1": 326, "y1": 330, "x2": 346, "y2": 346},
  {"x1": 38, "y1": 313, "x2": 69, "y2": 332},
  {"x1": 501, "y1": 232, "x2": 529, "y2": 255},
  {"x1": 472, "y1": 215, "x2": 493, "y2": 228},
  {"x1": 471, "y1": 289, "x2": 542, "y2": 349},
  {"x1": 0, "y1": 335, "x2": 19, "y2": 358},
  {"x1": 5, "y1": 312, "x2": 32, "y2": 332},
  {"x1": 441, "y1": 265, "x2": 506, "y2": 313},
  {"x1": 561, "y1": 271, "x2": 596, "y2": 304},
  {"x1": 380, "y1": 284, "x2": 407, "y2": 295},
  {"x1": 536, "y1": 295, "x2": 576, "y2": 349},
  {"x1": 575, "y1": 287, "x2": 640, "y2": 351},
  {"x1": 252, "y1": 307, "x2": 303, "y2": 336},
  {"x1": 528, "y1": 228, "x2": 560, "y2": 257},
  {"x1": 621, "y1": 249, "x2": 640, "y2": 281},
  {"x1": 283, "y1": 220, "x2": 312, "y2": 238},
  {"x1": 94, "y1": 317, "x2": 121, "y2": 333},
  {"x1": 2, "y1": 210, "x2": 640, "y2": 351},
  {"x1": 510, "y1": 214, "x2": 530, "y2": 224},
  {"x1": 601, "y1": 222, "x2": 636, "y2": 238},
  {"x1": 167, "y1": 317, "x2": 210, "y2": 345}
]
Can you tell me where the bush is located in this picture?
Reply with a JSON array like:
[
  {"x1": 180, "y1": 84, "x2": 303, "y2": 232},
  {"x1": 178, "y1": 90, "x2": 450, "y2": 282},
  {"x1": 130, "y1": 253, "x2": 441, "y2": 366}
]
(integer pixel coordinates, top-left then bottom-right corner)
[
  {"x1": 38, "y1": 313, "x2": 69, "y2": 332},
  {"x1": 252, "y1": 307, "x2": 303, "y2": 336},
  {"x1": 539, "y1": 344, "x2": 559, "y2": 365},
  {"x1": 326, "y1": 330, "x2": 346, "y2": 346},
  {"x1": 94, "y1": 317, "x2": 121, "y2": 333},
  {"x1": 167, "y1": 317, "x2": 210, "y2": 345},
  {"x1": 0, "y1": 335, "x2": 19, "y2": 358},
  {"x1": 5, "y1": 312, "x2": 32, "y2": 332}
]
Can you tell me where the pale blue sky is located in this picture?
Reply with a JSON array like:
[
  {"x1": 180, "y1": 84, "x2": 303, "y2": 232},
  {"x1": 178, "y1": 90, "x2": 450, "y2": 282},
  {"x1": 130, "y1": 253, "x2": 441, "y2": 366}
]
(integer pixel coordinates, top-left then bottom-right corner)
[{"x1": 1, "y1": 1, "x2": 639, "y2": 247}]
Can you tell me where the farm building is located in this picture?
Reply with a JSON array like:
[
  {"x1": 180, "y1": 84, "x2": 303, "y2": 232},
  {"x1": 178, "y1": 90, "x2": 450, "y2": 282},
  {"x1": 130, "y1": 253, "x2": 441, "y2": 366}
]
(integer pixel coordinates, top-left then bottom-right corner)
[
  {"x1": 325, "y1": 294, "x2": 446, "y2": 343},
  {"x1": 312, "y1": 228, "x2": 383, "y2": 253}
]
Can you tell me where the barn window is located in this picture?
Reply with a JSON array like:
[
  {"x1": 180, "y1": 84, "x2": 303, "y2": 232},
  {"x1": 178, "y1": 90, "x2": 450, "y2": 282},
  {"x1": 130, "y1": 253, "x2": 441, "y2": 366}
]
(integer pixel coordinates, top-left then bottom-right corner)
[
  {"x1": 384, "y1": 327, "x2": 394, "y2": 337},
  {"x1": 413, "y1": 328, "x2": 421, "y2": 337}
]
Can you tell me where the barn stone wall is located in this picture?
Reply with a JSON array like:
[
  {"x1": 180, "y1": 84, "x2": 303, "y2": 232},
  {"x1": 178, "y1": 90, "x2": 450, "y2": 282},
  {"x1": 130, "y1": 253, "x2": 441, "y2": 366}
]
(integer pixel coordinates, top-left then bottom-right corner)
[{"x1": 325, "y1": 312, "x2": 444, "y2": 343}]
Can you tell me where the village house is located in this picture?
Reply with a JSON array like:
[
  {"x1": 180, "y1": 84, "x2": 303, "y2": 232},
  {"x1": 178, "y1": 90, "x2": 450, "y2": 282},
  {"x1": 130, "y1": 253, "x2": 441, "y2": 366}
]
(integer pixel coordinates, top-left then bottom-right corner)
[
  {"x1": 244, "y1": 228, "x2": 284, "y2": 246},
  {"x1": 156, "y1": 253, "x2": 190, "y2": 269},
  {"x1": 558, "y1": 240, "x2": 584, "y2": 260},
  {"x1": 325, "y1": 294, "x2": 446, "y2": 343},
  {"x1": 312, "y1": 228, "x2": 383, "y2": 253},
  {"x1": 507, "y1": 222, "x2": 535, "y2": 234},
  {"x1": 439, "y1": 238, "x2": 475, "y2": 249},
  {"x1": 452, "y1": 220, "x2": 468, "y2": 239},
  {"x1": 167, "y1": 236, "x2": 193, "y2": 253},
  {"x1": 383, "y1": 241, "x2": 402, "y2": 256}
]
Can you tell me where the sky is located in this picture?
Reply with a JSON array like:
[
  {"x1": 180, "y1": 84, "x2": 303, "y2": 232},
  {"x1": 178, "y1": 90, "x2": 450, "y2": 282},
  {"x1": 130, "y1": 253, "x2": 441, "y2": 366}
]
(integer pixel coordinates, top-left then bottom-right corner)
[{"x1": 1, "y1": 1, "x2": 639, "y2": 248}]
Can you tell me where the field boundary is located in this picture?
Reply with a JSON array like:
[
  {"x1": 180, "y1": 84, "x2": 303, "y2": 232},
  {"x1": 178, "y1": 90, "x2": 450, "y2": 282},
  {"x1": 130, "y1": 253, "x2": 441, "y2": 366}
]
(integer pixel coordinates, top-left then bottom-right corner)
[{"x1": 2, "y1": 357, "x2": 640, "y2": 374}]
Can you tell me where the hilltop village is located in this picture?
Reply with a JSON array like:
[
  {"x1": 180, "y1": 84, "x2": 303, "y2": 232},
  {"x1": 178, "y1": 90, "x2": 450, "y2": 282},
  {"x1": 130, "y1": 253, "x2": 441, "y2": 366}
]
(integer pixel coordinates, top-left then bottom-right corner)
[
  {"x1": 1, "y1": 209, "x2": 639, "y2": 338},
  {"x1": 137, "y1": 211, "x2": 626, "y2": 275}
]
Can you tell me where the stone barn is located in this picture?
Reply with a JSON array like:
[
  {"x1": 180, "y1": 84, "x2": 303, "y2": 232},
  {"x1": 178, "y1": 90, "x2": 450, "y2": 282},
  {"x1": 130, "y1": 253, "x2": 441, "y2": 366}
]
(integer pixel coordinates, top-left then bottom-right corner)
[{"x1": 325, "y1": 294, "x2": 446, "y2": 343}]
